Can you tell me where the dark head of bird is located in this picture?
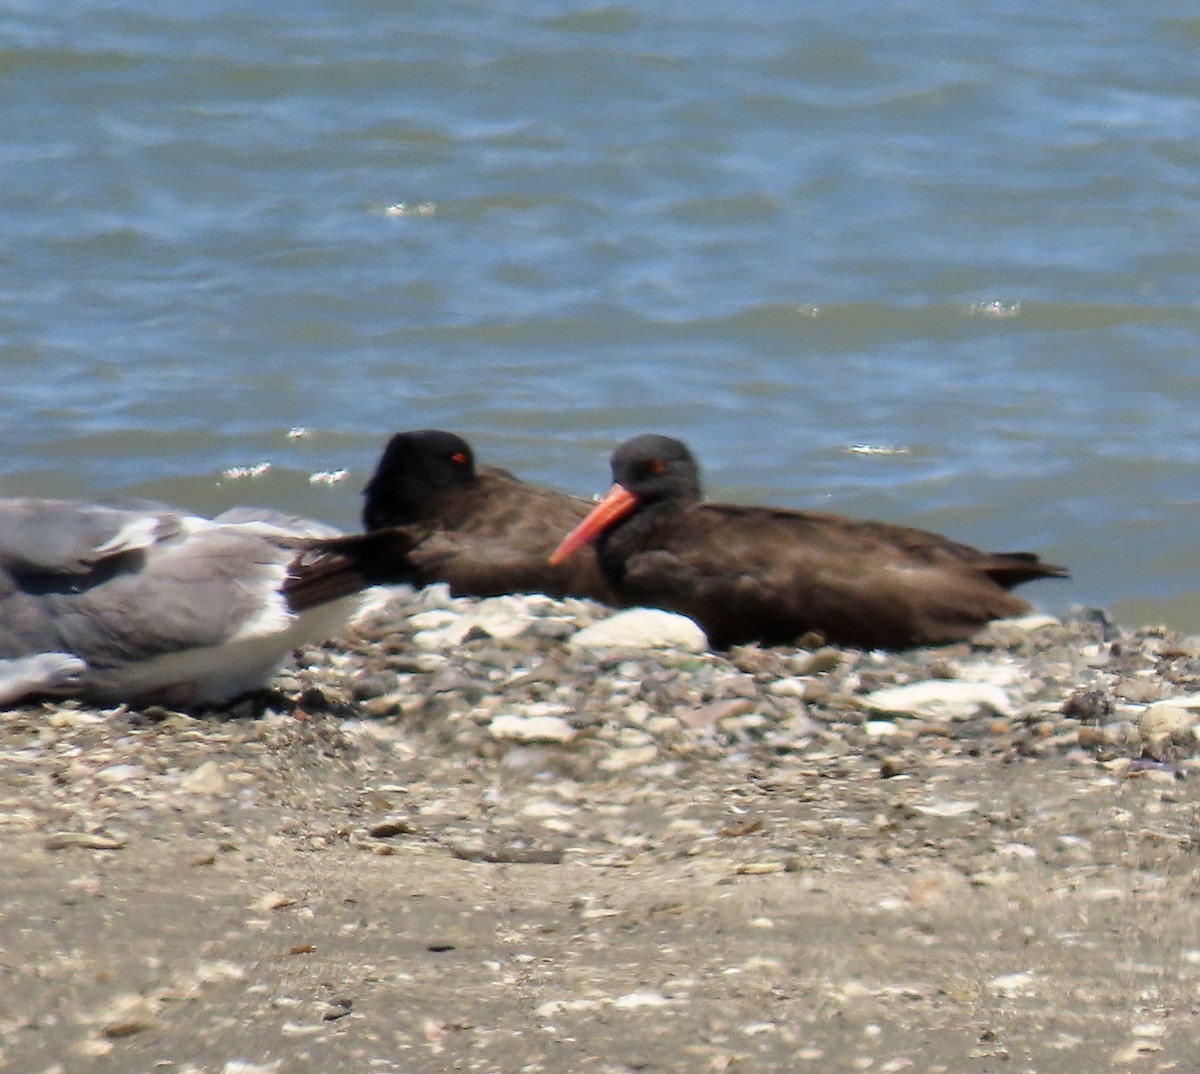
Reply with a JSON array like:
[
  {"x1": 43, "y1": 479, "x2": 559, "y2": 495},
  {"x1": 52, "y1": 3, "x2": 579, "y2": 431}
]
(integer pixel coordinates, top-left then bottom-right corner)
[
  {"x1": 550, "y1": 433, "x2": 701, "y2": 566},
  {"x1": 609, "y1": 434, "x2": 703, "y2": 505},
  {"x1": 362, "y1": 429, "x2": 476, "y2": 531}
]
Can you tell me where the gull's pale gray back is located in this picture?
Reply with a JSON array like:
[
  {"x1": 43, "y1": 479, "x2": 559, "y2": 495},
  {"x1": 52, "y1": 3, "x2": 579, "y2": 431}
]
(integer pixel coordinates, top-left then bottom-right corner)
[{"x1": 0, "y1": 498, "x2": 184, "y2": 576}]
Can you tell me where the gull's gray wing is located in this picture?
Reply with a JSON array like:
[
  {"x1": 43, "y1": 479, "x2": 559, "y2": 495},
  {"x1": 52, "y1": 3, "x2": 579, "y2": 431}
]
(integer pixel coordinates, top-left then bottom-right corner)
[{"x1": 0, "y1": 498, "x2": 184, "y2": 576}]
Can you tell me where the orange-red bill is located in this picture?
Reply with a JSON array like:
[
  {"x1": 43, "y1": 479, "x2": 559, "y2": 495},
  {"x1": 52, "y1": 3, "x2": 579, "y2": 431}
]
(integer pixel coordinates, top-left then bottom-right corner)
[{"x1": 549, "y1": 483, "x2": 639, "y2": 565}]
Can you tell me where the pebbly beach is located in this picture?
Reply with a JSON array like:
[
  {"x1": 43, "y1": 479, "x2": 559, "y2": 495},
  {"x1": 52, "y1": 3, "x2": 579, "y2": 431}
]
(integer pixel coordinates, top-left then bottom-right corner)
[{"x1": 4, "y1": 587, "x2": 1200, "y2": 1071}]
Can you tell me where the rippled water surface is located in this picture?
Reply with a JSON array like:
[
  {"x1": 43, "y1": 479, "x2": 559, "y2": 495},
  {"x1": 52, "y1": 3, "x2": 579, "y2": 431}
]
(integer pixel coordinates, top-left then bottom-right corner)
[{"x1": 4, "y1": 2, "x2": 1200, "y2": 627}]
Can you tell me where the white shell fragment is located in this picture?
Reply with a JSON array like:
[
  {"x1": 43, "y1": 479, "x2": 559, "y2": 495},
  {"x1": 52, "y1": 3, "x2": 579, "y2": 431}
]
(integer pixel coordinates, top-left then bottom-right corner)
[
  {"x1": 863, "y1": 680, "x2": 1013, "y2": 720},
  {"x1": 568, "y1": 608, "x2": 708, "y2": 652},
  {"x1": 488, "y1": 713, "x2": 577, "y2": 744}
]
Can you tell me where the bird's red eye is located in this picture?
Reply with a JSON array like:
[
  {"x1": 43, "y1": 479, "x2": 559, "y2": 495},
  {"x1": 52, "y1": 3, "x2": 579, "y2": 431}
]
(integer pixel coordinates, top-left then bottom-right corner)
[
  {"x1": 451, "y1": 452, "x2": 468, "y2": 466},
  {"x1": 648, "y1": 458, "x2": 667, "y2": 476}
]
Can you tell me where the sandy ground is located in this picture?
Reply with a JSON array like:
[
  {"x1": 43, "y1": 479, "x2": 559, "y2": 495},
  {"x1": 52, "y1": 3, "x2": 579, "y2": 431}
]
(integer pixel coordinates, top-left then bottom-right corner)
[{"x1": 3, "y1": 697, "x2": 1200, "y2": 1074}]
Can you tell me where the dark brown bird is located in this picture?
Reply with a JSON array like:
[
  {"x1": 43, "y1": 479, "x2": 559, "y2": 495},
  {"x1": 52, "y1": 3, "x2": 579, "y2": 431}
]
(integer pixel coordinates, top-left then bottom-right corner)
[
  {"x1": 360, "y1": 429, "x2": 615, "y2": 603},
  {"x1": 550, "y1": 434, "x2": 1068, "y2": 650}
]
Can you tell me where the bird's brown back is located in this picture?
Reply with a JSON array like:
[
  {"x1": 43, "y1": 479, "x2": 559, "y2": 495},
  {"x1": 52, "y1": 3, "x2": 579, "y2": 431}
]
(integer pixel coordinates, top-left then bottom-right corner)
[
  {"x1": 402, "y1": 466, "x2": 616, "y2": 603},
  {"x1": 610, "y1": 501, "x2": 1065, "y2": 649}
]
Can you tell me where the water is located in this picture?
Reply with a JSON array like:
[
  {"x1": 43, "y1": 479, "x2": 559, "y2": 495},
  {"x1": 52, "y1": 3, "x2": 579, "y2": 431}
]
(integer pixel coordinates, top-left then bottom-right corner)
[{"x1": 3, "y1": 1, "x2": 1199, "y2": 628}]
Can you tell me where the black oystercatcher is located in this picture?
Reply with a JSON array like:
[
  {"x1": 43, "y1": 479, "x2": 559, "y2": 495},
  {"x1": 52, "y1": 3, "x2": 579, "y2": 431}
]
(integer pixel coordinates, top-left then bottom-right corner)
[
  {"x1": 550, "y1": 434, "x2": 1068, "y2": 650},
  {"x1": 361, "y1": 429, "x2": 615, "y2": 603},
  {"x1": 0, "y1": 500, "x2": 423, "y2": 708}
]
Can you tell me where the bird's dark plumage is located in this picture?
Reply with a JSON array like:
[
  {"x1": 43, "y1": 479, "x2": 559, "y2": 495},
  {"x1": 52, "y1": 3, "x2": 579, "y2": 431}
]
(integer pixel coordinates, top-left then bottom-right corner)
[
  {"x1": 360, "y1": 429, "x2": 615, "y2": 603},
  {"x1": 551, "y1": 434, "x2": 1068, "y2": 650}
]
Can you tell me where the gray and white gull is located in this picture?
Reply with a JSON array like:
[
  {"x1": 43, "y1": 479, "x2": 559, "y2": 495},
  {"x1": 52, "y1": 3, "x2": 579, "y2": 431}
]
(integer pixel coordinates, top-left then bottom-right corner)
[{"x1": 0, "y1": 498, "x2": 408, "y2": 708}]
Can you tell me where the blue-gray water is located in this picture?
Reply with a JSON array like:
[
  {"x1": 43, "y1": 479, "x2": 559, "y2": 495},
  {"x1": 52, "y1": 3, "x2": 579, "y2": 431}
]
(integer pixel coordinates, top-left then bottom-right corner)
[{"x1": 3, "y1": 2, "x2": 1200, "y2": 629}]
